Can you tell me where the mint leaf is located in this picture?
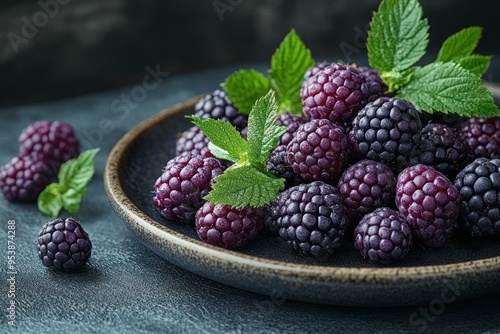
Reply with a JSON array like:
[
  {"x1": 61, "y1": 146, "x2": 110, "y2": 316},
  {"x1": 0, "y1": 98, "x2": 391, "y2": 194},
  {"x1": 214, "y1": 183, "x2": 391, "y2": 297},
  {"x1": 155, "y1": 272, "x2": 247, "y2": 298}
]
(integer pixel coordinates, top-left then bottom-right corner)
[
  {"x1": 247, "y1": 90, "x2": 287, "y2": 166},
  {"x1": 269, "y1": 29, "x2": 315, "y2": 114},
  {"x1": 454, "y1": 55, "x2": 492, "y2": 77},
  {"x1": 38, "y1": 184, "x2": 63, "y2": 218},
  {"x1": 224, "y1": 70, "x2": 272, "y2": 114},
  {"x1": 205, "y1": 165, "x2": 285, "y2": 208},
  {"x1": 398, "y1": 62, "x2": 500, "y2": 117},
  {"x1": 436, "y1": 27, "x2": 482, "y2": 62},
  {"x1": 191, "y1": 117, "x2": 248, "y2": 162},
  {"x1": 59, "y1": 148, "x2": 100, "y2": 192},
  {"x1": 367, "y1": 0, "x2": 429, "y2": 73}
]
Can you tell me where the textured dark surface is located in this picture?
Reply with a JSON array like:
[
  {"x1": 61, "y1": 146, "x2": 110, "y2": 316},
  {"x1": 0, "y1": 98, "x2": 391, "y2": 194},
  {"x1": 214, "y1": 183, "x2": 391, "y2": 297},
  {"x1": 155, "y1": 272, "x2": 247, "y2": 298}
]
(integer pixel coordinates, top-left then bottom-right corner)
[{"x1": 1, "y1": 64, "x2": 500, "y2": 333}]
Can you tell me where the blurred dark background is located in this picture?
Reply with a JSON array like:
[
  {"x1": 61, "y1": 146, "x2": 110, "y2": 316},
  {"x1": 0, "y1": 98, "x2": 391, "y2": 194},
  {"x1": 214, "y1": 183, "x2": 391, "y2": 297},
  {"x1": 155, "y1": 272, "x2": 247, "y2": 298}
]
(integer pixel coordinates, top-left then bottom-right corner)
[{"x1": 1, "y1": 0, "x2": 499, "y2": 107}]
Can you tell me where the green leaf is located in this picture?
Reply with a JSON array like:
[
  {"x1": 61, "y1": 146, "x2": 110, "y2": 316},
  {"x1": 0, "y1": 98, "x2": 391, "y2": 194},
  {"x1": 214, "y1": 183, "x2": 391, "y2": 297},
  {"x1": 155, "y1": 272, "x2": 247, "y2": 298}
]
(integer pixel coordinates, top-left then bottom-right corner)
[
  {"x1": 223, "y1": 70, "x2": 272, "y2": 114},
  {"x1": 436, "y1": 27, "x2": 482, "y2": 62},
  {"x1": 367, "y1": 0, "x2": 429, "y2": 73},
  {"x1": 59, "y1": 148, "x2": 100, "y2": 192},
  {"x1": 191, "y1": 117, "x2": 249, "y2": 162},
  {"x1": 207, "y1": 142, "x2": 239, "y2": 163},
  {"x1": 61, "y1": 188, "x2": 85, "y2": 215},
  {"x1": 37, "y1": 183, "x2": 64, "y2": 218},
  {"x1": 269, "y1": 29, "x2": 316, "y2": 114},
  {"x1": 454, "y1": 54, "x2": 492, "y2": 77},
  {"x1": 398, "y1": 62, "x2": 500, "y2": 117},
  {"x1": 205, "y1": 165, "x2": 285, "y2": 208},
  {"x1": 247, "y1": 90, "x2": 287, "y2": 165}
]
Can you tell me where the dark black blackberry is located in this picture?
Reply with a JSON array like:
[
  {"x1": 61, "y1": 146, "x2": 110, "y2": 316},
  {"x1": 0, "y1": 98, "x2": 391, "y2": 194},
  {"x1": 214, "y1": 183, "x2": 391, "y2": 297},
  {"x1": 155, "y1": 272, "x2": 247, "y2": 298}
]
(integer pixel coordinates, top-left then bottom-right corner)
[
  {"x1": 419, "y1": 111, "x2": 465, "y2": 129},
  {"x1": 356, "y1": 66, "x2": 387, "y2": 106},
  {"x1": 194, "y1": 89, "x2": 247, "y2": 130},
  {"x1": 410, "y1": 123, "x2": 471, "y2": 179},
  {"x1": 453, "y1": 158, "x2": 500, "y2": 239},
  {"x1": 348, "y1": 97, "x2": 422, "y2": 173},
  {"x1": 274, "y1": 181, "x2": 349, "y2": 258},
  {"x1": 276, "y1": 112, "x2": 308, "y2": 146},
  {"x1": 266, "y1": 145, "x2": 299, "y2": 186}
]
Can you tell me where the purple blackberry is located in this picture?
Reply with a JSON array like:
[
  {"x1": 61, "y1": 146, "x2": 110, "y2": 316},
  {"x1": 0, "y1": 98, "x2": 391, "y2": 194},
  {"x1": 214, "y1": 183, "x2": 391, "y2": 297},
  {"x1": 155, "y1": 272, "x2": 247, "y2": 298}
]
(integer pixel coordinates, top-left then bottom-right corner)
[
  {"x1": 0, "y1": 154, "x2": 53, "y2": 202},
  {"x1": 276, "y1": 112, "x2": 308, "y2": 146},
  {"x1": 301, "y1": 63, "x2": 364, "y2": 123},
  {"x1": 354, "y1": 207, "x2": 413, "y2": 264},
  {"x1": 301, "y1": 61, "x2": 330, "y2": 93},
  {"x1": 195, "y1": 202, "x2": 264, "y2": 249},
  {"x1": 337, "y1": 159, "x2": 396, "y2": 222},
  {"x1": 356, "y1": 66, "x2": 387, "y2": 106},
  {"x1": 453, "y1": 158, "x2": 500, "y2": 239},
  {"x1": 274, "y1": 181, "x2": 349, "y2": 258},
  {"x1": 194, "y1": 89, "x2": 247, "y2": 130},
  {"x1": 266, "y1": 145, "x2": 299, "y2": 186},
  {"x1": 19, "y1": 120, "x2": 80, "y2": 168},
  {"x1": 37, "y1": 218, "x2": 92, "y2": 271},
  {"x1": 287, "y1": 119, "x2": 349, "y2": 182},
  {"x1": 410, "y1": 123, "x2": 471, "y2": 178},
  {"x1": 348, "y1": 97, "x2": 422, "y2": 173},
  {"x1": 175, "y1": 126, "x2": 213, "y2": 158},
  {"x1": 153, "y1": 155, "x2": 224, "y2": 223},
  {"x1": 395, "y1": 164, "x2": 460, "y2": 248},
  {"x1": 460, "y1": 117, "x2": 500, "y2": 159}
]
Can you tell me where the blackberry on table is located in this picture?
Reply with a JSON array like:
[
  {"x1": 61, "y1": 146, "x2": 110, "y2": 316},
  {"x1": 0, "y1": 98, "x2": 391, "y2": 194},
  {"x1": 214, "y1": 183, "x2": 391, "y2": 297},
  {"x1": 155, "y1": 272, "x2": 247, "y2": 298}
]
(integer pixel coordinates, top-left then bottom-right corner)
[
  {"x1": 460, "y1": 117, "x2": 500, "y2": 159},
  {"x1": 175, "y1": 125, "x2": 213, "y2": 158},
  {"x1": 194, "y1": 89, "x2": 247, "y2": 130},
  {"x1": 274, "y1": 181, "x2": 349, "y2": 259},
  {"x1": 354, "y1": 207, "x2": 413, "y2": 264},
  {"x1": 395, "y1": 164, "x2": 460, "y2": 248},
  {"x1": 37, "y1": 218, "x2": 92, "y2": 271},
  {"x1": 348, "y1": 97, "x2": 422, "y2": 173},
  {"x1": 453, "y1": 158, "x2": 500, "y2": 239}
]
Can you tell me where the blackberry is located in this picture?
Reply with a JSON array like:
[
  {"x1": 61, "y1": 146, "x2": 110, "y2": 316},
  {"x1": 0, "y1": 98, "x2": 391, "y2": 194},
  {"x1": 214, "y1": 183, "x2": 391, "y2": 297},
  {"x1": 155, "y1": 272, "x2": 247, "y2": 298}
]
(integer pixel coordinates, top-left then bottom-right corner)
[
  {"x1": 0, "y1": 154, "x2": 53, "y2": 202},
  {"x1": 287, "y1": 119, "x2": 349, "y2": 182},
  {"x1": 19, "y1": 120, "x2": 80, "y2": 168},
  {"x1": 276, "y1": 112, "x2": 308, "y2": 146},
  {"x1": 194, "y1": 89, "x2": 247, "y2": 130},
  {"x1": 266, "y1": 145, "x2": 299, "y2": 186},
  {"x1": 460, "y1": 117, "x2": 500, "y2": 159},
  {"x1": 195, "y1": 202, "x2": 264, "y2": 249},
  {"x1": 354, "y1": 207, "x2": 413, "y2": 264},
  {"x1": 175, "y1": 126, "x2": 212, "y2": 158},
  {"x1": 419, "y1": 111, "x2": 465, "y2": 129},
  {"x1": 348, "y1": 97, "x2": 422, "y2": 173},
  {"x1": 395, "y1": 164, "x2": 460, "y2": 248},
  {"x1": 453, "y1": 158, "x2": 500, "y2": 239},
  {"x1": 301, "y1": 63, "x2": 364, "y2": 123},
  {"x1": 337, "y1": 159, "x2": 396, "y2": 222},
  {"x1": 301, "y1": 61, "x2": 330, "y2": 93},
  {"x1": 153, "y1": 155, "x2": 224, "y2": 223},
  {"x1": 410, "y1": 123, "x2": 471, "y2": 178},
  {"x1": 356, "y1": 66, "x2": 387, "y2": 106},
  {"x1": 37, "y1": 218, "x2": 92, "y2": 271},
  {"x1": 274, "y1": 181, "x2": 349, "y2": 258}
]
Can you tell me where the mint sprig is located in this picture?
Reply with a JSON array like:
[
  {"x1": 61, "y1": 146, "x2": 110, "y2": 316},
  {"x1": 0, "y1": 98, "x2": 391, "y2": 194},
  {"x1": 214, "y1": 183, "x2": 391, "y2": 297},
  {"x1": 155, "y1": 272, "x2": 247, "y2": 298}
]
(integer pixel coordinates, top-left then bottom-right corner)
[
  {"x1": 192, "y1": 90, "x2": 286, "y2": 208},
  {"x1": 367, "y1": 0, "x2": 500, "y2": 117},
  {"x1": 224, "y1": 29, "x2": 315, "y2": 115},
  {"x1": 38, "y1": 148, "x2": 100, "y2": 217}
]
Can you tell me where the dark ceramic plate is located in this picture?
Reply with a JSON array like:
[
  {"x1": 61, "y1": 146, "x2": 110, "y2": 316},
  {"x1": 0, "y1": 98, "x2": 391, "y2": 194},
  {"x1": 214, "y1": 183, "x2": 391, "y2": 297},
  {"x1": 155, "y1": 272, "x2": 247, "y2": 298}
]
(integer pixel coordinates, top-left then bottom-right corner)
[{"x1": 104, "y1": 88, "x2": 500, "y2": 307}]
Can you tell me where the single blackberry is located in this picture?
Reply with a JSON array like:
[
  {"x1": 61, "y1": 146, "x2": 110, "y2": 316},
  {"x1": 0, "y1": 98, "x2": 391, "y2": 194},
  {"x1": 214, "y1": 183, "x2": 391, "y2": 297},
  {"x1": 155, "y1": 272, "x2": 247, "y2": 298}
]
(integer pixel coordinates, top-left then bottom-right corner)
[
  {"x1": 395, "y1": 164, "x2": 460, "y2": 248},
  {"x1": 275, "y1": 181, "x2": 349, "y2": 258},
  {"x1": 301, "y1": 63, "x2": 364, "y2": 123},
  {"x1": 354, "y1": 207, "x2": 413, "y2": 264},
  {"x1": 0, "y1": 154, "x2": 53, "y2": 202},
  {"x1": 410, "y1": 123, "x2": 471, "y2": 178},
  {"x1": 337, "y1": 159, "x2": 396, "y2": 222},
  {"x1": 301, "y1": 61, "x2": 330, "y2": 93},
  {"x1": 195, "y1": 202, "x2": 264, "y2": 249},
  {"x1": 453, "y1": 158, "x2": 500, "y2": 239},
  {"x1": 276, "y1": 112, "x2": 308, "y2": 146},
  {"x1": 153, "y1": 155, "x2": 224, "y2": 223},
  {"x1": 19, "y1": 120, "x2": 80, "y2": 168},
  {"x1": 37, "y1": 218, "x2": 92, "y2": 271},
  {"x1": 356, "y1": 66, "x2": 387, "y2": 106},
  {"x1": 348, "y1": 97, "x2": 422, "y2": 173},
  {"x1": 287, "y1": 119, "x2": 349, "y2": 182},
  {"x1": 460, "y1": 117, "x2": 500, "y2": 159},
  {"x1": 175, "y1": 126, "x2": 213, "y2": 158},
  {"x1": 266, "y1": 145, "x2": 299, "y2": 186},
  {"x1": 194, "y1": 89, "x2": 247, "y2": 130}
]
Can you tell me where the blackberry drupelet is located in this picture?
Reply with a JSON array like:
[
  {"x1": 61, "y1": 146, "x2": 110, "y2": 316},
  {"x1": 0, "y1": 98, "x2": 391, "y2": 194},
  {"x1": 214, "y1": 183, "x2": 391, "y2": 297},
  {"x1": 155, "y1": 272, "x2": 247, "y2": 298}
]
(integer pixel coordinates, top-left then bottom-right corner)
[
  {"x1": 274, "y1": 181, "x2": 349, "y2": 258},
  {"x1": 453, "y1": 158, "x2": 500, "y2": 239},
  {"x1": 175, "y1": 125, "x2": 213, "y2": 158},
  {"x1": 395, "y1": 164, "x2": 460, "y2": 248},
  {"x1": 194, "y1": 89, "x2": 247, "y2": 130},
  {"x1": 460, "y1": 117, "x2": 500, "y2": 159},
  {"x1": 348, "y1": 97, "x2": 422, "y2": 173},
  {"x1": 37, "y1": 218, "x2": 92, "y2": 271},
  {"x1": 354, "y1": 207, "x2": 413, "y2": 264}
]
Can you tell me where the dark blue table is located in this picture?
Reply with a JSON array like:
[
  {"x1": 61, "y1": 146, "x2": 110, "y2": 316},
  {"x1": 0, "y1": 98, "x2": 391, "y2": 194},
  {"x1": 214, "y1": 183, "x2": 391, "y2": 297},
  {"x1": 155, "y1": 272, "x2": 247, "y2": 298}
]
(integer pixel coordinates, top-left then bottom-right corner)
[{"x1": 1, "y1": 63, "x2": 500, "y2": 333}]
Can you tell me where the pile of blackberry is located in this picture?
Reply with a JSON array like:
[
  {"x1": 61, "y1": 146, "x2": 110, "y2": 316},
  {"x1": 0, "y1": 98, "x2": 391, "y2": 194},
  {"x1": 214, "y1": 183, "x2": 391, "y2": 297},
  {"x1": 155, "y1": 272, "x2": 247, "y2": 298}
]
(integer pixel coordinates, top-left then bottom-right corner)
[{"x1": 157, "y1": 61, "x2": 500, "y2": 265}]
